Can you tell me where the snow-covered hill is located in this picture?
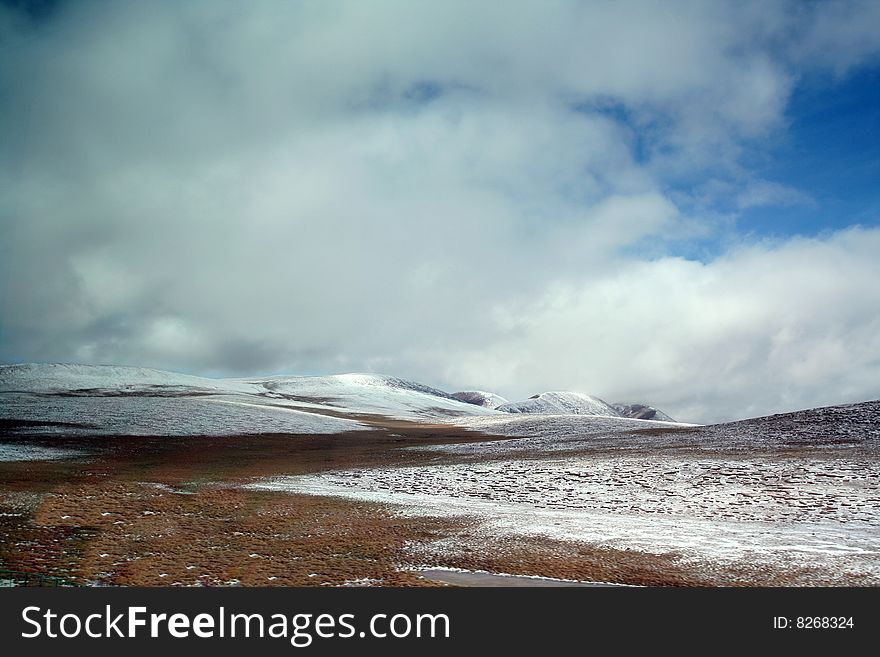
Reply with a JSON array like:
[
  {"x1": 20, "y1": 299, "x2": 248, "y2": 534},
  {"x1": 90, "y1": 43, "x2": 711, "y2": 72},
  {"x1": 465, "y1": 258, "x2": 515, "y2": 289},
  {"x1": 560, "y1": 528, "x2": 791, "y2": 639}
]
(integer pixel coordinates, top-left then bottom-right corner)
[
  {"x1": 450, "y1": 391, "x2": 509, "y2": 409},
  {"x1": 441, "y1": 399, "x2": 877, "y2": 456},
  {"x1": 0, "y1": 363, "x2": 256, "y2": 394},
  {"x1": 0, "y1": 364, "x2": 500, "y2": 436},
  {"x1": 249, "y1": 373, "x2": 499, "y2": 420},
  {"x1": 495, "y1": 391, "x2": 675, "y2": 421},
  {"x1": 676, "y1": 399, "x2": 880, "y2": 450},
  {"x1": 612, "y1": 403, "x2": 675, "y2": 422},
  {"x1": 0, "y1": 364, "x2": 684, "y2": 437},
  {"x1": 497, "y1": 391, "x2": 619, "y2": 416}
]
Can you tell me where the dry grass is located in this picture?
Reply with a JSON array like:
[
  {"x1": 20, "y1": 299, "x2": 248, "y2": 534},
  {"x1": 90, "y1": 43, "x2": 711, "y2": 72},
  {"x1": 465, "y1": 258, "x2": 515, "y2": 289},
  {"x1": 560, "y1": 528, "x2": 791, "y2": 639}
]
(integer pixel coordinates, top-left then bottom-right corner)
[
  {"x1": 0, "y1": 429, "x2": 868, "y2": 587},
  {"x1": 0, "y1": 430, "x2": 483, "y2": 586}
]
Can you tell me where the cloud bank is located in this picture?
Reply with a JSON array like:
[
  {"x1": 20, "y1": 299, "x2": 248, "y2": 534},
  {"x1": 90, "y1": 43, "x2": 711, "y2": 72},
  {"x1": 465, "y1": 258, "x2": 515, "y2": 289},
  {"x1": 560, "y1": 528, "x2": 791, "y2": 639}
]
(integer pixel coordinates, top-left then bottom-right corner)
[{"x1": 1, "y1": 0, "x2": 878, "y2": 422}]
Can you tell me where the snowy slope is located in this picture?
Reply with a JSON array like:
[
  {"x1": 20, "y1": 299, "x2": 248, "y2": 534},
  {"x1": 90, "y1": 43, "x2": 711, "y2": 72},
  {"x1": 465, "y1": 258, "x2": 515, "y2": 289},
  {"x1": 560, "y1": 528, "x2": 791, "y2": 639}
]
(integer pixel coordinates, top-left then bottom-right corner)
[
  {"x1": 1, "y1": 364, "x2": 690, "y2": 435},
  {"x1": 450, "y1": 391, "x2": 509, "y2": 409},
  {"x1": 0, "y1": 365, "x2": 500, "y2": 436},
  {"x1": 441, "y1": 400, "x2": 878, "y2": 456},
  {"x1": 249, "y1": 373, "x2": 499, "y2": 421},
  {"x1": 0, "y1": 393, "x2": 368, "y2": 437},
  {"x1": 673, "y1": 400, "x2": 880, "y2": 450},
  {"x1": 1, "y1": 365, "x2": 679, "y2": 423},
  {"x1": 497, "y1": 391, "x2": 619, "y2": 416},
  {"x1": 0, "y1": 363, "x2": 258, "y2": 395},
  {"x1": 439, "y1": 413, "x2": 692, "y2": 455}
]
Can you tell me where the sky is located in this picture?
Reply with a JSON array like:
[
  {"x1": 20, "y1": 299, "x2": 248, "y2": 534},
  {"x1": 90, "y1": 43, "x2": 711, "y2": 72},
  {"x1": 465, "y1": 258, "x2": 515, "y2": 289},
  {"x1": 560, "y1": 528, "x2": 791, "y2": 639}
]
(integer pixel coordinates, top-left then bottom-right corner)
[{"x1": 1, "y1": 0, "x2": 879, "y2": 423}]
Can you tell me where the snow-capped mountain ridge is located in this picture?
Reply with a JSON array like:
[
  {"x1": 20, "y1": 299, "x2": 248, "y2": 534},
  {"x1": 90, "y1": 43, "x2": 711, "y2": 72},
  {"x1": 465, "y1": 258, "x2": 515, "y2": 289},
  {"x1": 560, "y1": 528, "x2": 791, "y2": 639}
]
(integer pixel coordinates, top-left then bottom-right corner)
[
  {"x1": 496, "y1": 391, "x2": 620, "y2": 416},
  {"x1": 450, "y1": 391, "x2": 510, "y2": 409},
  {"x1": 0, "y1": 364, "x2": 498, "y2": 429},
  {"x1": 247, "y1": 372, "x2": 493, "y2": 420},
  {"x1": 612, "y1": 403, "x2": 675, "y2": 422},
  {"x1": 0, "y1": 364, "x2": 677, "y2": 428},
  {"x1": 257, "y1": 372, "x2": 455, "y2": 400}
]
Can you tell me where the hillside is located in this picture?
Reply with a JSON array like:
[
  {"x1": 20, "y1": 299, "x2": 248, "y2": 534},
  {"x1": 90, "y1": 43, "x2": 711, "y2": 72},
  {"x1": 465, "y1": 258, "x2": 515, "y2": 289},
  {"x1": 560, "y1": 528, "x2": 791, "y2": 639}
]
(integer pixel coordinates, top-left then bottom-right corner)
[
  {"x1": 497, "y1": 391, "x2": 619, "y2": 416},
  {"x1": 0, "y1": 364, "x2": 682, "y2": 436}
]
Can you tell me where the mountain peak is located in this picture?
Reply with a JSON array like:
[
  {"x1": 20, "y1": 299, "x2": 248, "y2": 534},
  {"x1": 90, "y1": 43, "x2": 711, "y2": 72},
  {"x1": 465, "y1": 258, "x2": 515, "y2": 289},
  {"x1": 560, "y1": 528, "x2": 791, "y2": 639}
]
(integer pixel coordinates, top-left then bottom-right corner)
[
  {"x1": 450, "y1": 391, "x2": 509, "y2": 409},
  {"x1": 497, "y1": 391, "x2": 619, "y2": 416},
  {"x1": 612, "y1": 402, "x2": 675, "y2": 422}
]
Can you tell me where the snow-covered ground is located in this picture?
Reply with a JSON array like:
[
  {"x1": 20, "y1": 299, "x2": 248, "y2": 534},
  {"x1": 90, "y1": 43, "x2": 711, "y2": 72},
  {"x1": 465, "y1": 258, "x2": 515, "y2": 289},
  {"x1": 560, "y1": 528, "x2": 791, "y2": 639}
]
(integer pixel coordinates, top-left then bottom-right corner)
[
  {"x1": 0, "y1": 442, "x2": 87, "y2": 461},
  {"x1": 248, "y1": 400, "x2": 880, "y2": 581},
  {"x1": 250, "y1": 451, "x2": 880, "y2": 578}
]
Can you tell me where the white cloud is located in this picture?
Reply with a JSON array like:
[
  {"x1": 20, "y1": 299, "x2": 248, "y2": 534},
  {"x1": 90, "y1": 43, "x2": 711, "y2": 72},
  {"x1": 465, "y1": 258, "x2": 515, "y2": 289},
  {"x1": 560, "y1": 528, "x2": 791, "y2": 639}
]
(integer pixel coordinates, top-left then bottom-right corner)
[
  {"x1": 446, "y1": 227, "x2": 880, "y2": 422},
  {"x1": 788, "y1": 0, "x2": 880, "y2": 75},
  {"x1": 1, "y1": 0, "x2": 878, "y2": 421}
]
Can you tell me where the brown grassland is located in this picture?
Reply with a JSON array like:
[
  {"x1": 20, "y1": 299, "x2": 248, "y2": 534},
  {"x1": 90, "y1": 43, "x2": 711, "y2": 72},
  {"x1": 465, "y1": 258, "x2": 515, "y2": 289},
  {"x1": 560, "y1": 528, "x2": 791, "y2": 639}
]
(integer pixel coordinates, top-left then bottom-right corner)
[{"x1": 0, "y1": 428, "x2": 841, "y2": 587}]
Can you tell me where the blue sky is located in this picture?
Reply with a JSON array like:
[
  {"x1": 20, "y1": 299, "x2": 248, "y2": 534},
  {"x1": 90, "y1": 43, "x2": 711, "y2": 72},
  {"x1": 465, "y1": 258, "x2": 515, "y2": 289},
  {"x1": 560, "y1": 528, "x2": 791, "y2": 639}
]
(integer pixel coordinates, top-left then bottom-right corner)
[
  {"x1": 735, "y1": 64, "x2": 879, "y2": 239},
  {"x1": 1, "y1": 1, "x2": 879, "y2": 422}
]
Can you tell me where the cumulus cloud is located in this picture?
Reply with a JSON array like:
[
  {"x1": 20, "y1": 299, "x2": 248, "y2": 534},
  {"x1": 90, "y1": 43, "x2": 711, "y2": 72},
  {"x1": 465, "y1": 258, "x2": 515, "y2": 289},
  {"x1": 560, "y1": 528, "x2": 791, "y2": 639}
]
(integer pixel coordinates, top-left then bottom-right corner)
[
  {"x1": 1, "y1": 0, "x2": 878, "y2": 422},
  {"x1": 445, "y1": 227, "x2": 880, "y2": 423}
]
